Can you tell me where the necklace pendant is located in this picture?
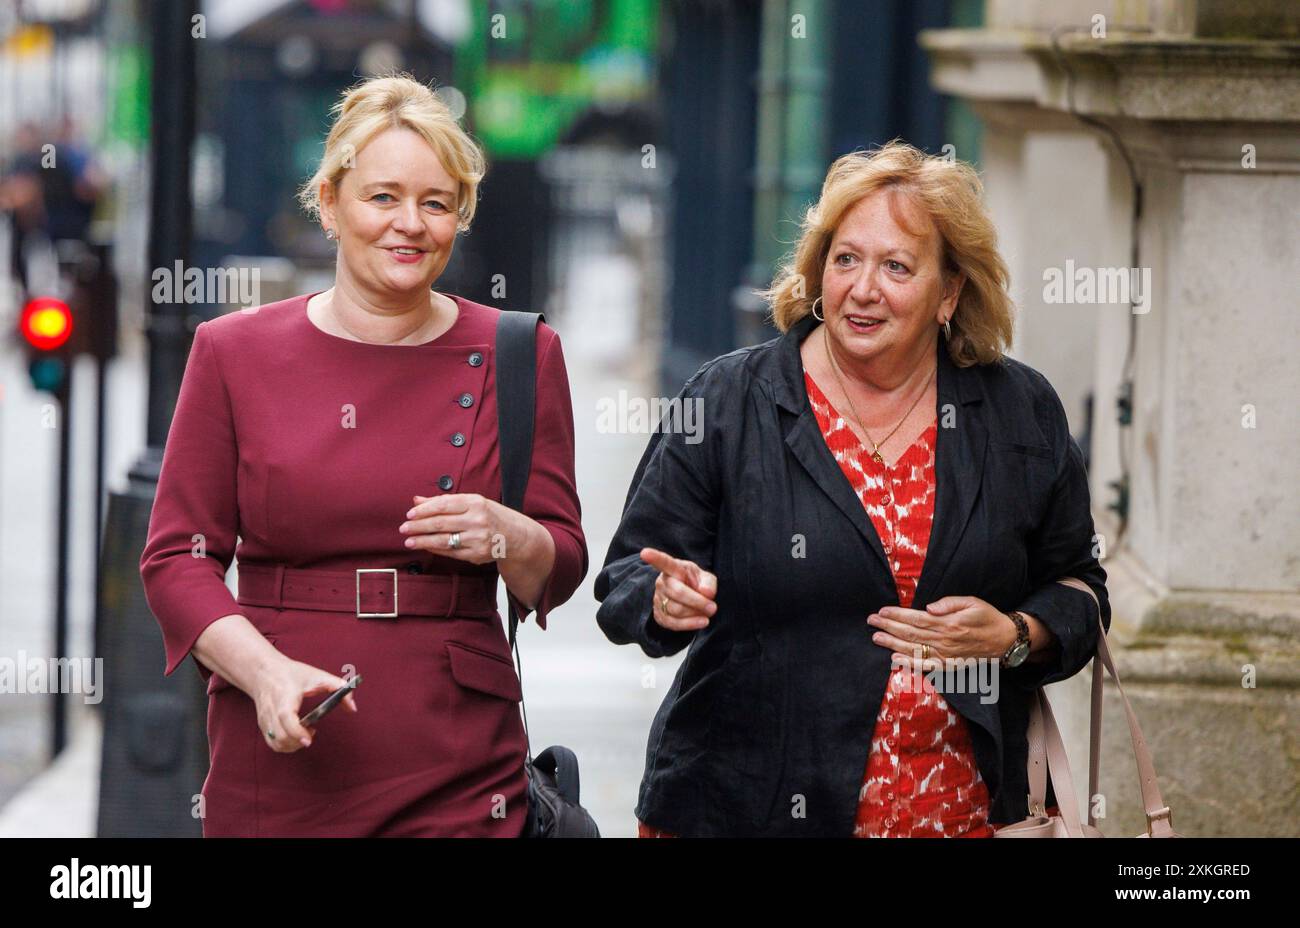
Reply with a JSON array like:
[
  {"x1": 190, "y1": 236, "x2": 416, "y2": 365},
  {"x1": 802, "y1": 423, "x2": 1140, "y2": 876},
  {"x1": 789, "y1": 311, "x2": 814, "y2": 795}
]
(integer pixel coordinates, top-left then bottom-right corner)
[{"x1": 871, "y1": 450, "x2": 885, "y2": 464}]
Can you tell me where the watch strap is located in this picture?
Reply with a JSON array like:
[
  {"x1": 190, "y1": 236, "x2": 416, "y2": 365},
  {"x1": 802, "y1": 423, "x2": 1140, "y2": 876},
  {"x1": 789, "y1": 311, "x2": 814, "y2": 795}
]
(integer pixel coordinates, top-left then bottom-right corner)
[{"x1": 1001, "y1": 610, "x2": 1030, "y2": 667}]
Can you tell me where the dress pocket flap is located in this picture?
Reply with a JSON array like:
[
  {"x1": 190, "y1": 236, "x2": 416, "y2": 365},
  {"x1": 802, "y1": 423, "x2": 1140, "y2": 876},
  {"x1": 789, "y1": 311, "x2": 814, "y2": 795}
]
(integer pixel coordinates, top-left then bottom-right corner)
[
  {"x1": 446, "y1": 642, "x2": 522, "y2": 702},
  {"x1": 206, "y1": 671, "x2": 229, "y2": 696}
]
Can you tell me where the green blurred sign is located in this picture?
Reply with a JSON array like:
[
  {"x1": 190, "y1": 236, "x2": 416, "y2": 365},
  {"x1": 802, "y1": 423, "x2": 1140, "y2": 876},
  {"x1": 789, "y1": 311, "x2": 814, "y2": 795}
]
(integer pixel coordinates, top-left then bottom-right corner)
[
  {"x1": 106, "y1": 41, "x2": 150, "y2": 146},
  {"x1": 456, "y1": 0, "x2": 657, "y2": 159}
]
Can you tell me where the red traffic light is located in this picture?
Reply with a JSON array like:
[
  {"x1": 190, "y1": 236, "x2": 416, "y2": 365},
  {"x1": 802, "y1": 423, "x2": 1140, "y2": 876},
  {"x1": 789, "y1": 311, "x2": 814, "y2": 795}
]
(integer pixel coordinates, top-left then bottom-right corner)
[{"x1": 21, "y1": 296, "x2": 74, "y2": 351}]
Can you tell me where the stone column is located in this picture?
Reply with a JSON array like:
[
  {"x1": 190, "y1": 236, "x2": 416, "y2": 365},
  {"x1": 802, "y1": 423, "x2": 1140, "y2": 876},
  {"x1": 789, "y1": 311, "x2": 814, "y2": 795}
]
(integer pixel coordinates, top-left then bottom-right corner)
[{"x1": 922, "y1": 0, "x2": 1300, "y2": 836}]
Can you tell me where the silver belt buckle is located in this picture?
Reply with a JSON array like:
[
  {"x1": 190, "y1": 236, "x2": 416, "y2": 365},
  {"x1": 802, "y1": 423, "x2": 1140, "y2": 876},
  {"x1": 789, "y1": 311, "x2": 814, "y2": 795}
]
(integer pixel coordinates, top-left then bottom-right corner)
[{"x1": 356, "y1": 568, "x2": 398, "y2": 618}]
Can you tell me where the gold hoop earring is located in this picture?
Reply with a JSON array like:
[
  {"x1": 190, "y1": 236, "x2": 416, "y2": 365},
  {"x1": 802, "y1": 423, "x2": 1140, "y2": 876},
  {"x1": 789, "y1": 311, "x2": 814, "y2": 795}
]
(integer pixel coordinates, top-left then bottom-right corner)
[{"x1": 811, "y1": 297, "x2": 824, "y2": 322}]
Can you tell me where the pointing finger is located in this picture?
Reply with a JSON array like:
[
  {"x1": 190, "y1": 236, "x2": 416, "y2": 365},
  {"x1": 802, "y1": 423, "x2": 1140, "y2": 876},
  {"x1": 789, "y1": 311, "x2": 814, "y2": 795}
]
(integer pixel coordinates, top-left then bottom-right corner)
[{"x1": 640, "y1": 547, "x2": 686, "y2": 579}]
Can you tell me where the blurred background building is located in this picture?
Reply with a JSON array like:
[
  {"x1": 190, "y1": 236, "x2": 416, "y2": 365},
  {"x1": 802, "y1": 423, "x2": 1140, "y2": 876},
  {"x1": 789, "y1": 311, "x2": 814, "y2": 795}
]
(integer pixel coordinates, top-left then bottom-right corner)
[{"x1": 0, "y1": 0, "x2": 1295, "y2": 837}]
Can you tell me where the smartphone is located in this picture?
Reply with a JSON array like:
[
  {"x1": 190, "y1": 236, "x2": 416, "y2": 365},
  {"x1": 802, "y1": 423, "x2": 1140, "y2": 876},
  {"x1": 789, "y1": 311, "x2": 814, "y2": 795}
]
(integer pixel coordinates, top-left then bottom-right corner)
[{"x1": 299, "y1": 674, "x2": 362, "y2": 727}]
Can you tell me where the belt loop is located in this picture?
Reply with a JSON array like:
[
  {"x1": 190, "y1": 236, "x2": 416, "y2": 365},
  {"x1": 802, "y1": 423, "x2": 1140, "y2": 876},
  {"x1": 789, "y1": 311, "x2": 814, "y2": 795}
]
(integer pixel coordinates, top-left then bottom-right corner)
[
  {"x1": 445, "y1": 573, "x2": 460, "y2": 618},
  {"x1": 272, "y1": 564, "x2": 286, "y2": 607}
]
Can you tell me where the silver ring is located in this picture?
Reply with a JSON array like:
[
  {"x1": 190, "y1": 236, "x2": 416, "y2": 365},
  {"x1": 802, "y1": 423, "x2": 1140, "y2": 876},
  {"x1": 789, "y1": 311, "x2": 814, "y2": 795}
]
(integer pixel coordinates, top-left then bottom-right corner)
[
  {"x1": 267, "y1": 729, "x2": 275, "y2": 739},
  {"x1": 449, "y1": 532, "x2": 461, "y2": 549}
]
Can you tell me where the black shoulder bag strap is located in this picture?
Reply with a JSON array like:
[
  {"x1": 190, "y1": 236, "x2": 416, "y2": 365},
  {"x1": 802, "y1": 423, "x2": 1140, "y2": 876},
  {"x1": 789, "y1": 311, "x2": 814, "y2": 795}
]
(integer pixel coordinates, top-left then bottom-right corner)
[
  {"x1": 495, "y1": 310, "x2": 599, "y2": 837},
  {"x1": 494, "y1": 309, "x2": 544, "y2": 763}
]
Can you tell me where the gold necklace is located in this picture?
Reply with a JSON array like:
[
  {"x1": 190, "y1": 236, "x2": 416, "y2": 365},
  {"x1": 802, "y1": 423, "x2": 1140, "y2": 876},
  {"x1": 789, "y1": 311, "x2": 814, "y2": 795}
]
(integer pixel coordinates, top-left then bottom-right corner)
[{"x1": 822, "y1": 327, "x2": 936, "y2": 465}]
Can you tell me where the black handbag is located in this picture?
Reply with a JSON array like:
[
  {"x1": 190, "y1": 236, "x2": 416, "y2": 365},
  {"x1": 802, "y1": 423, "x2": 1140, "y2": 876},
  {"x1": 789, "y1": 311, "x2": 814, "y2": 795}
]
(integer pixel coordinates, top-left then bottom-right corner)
[{"x1": 495, "y1": 310, "x2": 600, "y2": 839}]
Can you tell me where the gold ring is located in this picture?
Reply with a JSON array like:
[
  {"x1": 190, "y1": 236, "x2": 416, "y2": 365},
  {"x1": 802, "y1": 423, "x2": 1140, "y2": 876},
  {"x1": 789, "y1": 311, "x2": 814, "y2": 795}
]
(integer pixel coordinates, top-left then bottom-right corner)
[
  {"x1": 921, "y1": 643, "x2": 929, "y2": 660},
  {"x1": 660, "y1": 596, "x2": 670, "y2": 614}
]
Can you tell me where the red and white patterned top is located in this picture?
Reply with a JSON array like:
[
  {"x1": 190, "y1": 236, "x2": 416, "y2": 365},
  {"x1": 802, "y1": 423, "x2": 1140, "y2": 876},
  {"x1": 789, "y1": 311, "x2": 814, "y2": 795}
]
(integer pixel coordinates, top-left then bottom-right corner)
[
  {"x1": 635, "y1": 368, "x2": 1003, "y2": 838},
  {"x1": 805, "y1": 370, "x2": 995, "y2": 838}
]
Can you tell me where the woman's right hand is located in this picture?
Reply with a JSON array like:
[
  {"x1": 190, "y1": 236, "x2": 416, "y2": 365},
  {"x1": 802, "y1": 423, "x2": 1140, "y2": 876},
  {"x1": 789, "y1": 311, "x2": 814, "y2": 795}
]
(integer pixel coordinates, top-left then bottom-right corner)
[
  {"x1": 251, "y1": 656, "x2": 358, "y2": 753},
  {"x1": 641, "y1": 547, "x2": 718, "y2": 632}
]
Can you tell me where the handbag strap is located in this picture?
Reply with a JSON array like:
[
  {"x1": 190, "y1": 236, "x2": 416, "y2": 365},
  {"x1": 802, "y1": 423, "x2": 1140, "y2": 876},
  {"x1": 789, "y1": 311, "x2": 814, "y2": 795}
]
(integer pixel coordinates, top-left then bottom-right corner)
[
  {"x1": 494, "y1": 309, "x2": 544, "y2": 763},
  {"x1": 1027, "y1": 686, "x2": 1089, "y2": 835},
  {"x1": 1024, "y1": 577, "x2": 1176, "y2": 837}
]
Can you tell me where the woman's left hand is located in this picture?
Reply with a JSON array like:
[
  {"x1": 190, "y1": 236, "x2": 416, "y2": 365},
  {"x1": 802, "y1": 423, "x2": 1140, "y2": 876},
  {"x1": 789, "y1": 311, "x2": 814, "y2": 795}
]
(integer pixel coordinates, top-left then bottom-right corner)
[
  {"x1": 867, "y1": 595, "x2": 1017, "y2": 664},
  {"x1": 400, "y1": 493, "x2": 516, "y2": 566}
]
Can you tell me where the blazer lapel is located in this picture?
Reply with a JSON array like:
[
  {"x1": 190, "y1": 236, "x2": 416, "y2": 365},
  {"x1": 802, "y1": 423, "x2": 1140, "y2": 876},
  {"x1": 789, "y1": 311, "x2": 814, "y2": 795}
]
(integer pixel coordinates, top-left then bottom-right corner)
[
  {"x1": 911, "y1": 340, "x2": 999, "y2": 765},
  {"x1": 911, "y1": 338, "x2": 987, "y2": 608},
  {"x1": 771, "y1": 315, "x2": 891, "y2": 575},
  {"x1": 784, "y1": 408, "x2": 892, "y2": 575},
  {"x1": 770, "y1": 320, "x2": 988, "y2": 596}
]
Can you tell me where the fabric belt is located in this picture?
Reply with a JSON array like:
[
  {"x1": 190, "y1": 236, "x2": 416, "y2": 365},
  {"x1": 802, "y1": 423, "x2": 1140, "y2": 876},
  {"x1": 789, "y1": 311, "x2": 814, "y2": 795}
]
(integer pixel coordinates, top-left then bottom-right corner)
[{"x1": 236, "y1": 564, "x2": 498, "y2": 618}]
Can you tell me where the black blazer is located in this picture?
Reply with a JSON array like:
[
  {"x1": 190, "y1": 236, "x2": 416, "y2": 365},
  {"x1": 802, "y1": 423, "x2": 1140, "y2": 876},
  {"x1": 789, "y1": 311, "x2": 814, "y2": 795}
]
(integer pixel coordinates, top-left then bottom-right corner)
[{"x1": 594, "y1": 314, "x2": 1111, "y2": 837}]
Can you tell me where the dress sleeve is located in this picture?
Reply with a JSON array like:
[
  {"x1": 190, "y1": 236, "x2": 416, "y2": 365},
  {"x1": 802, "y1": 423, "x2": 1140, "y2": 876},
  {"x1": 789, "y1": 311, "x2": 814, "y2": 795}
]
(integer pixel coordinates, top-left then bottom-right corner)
[
  {"x1": 1004, "y1": 371, "x2": 1112, "y2": 691},
  {"x1": 594, "y1": 366, "x2": 720, "y2": 659},
  {"x1": 503, "y1": 326, "x2": 588, "y2": 631},
  {"x1": 139, "y1": 321, "x2": 242, "y2": 678}
]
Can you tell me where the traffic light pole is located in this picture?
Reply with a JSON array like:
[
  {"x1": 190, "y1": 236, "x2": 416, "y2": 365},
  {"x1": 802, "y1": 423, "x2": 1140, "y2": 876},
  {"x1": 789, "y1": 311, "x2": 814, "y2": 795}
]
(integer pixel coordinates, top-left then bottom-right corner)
[
  {"x1": 71, "y1": 241, "x2": 120, "y2": 674},
  {"x1": 26, "y1": 240, "x2": 121, "y2": 758},
  {"x1": 53, "y1": 377, "x2": 72, "y2": 756},
  {"x1": 92, "y1": 352, "x2": 107, "y2": 664},
  {"x1": 17, "y1": 291, "x2": 78, "y2": 758}
]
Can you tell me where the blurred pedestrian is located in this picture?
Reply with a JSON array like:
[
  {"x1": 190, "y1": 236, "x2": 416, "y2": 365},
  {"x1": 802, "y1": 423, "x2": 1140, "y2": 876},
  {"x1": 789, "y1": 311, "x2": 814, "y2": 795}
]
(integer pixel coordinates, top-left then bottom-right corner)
[
  {"x1": 44, "y1": 115, "x2": 107, "y2": 245},
  {"x1": 0, "y1": 118, "x2": 105, "y2": 287},
  {"x1": 0, "y1": 122, "x2": 48, "y2": 288}
]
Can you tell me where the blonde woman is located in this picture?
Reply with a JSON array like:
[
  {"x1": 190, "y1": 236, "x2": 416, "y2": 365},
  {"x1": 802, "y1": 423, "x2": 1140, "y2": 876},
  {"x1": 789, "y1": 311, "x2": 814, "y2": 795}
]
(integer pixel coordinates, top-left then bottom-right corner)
[
  {"x1": 596, "y1": 140, "x2": 1109, "y2": 837},
  {"x1": 141, "y1": 74, "x2": 587, "y2": 836}
]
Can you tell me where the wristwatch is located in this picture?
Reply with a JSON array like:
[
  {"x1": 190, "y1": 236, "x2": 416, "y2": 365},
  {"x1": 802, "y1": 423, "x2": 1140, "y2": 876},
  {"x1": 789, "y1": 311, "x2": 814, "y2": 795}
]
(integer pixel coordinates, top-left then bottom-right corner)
[{"x1": 1000, "y1": 610, "x2": 1031, "y2": 668}]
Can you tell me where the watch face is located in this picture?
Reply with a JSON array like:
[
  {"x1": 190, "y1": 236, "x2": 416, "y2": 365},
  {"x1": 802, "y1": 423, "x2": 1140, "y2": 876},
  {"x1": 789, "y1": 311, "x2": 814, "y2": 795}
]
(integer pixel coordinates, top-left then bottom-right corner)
[{"x1": 1006, "y1": 640, "x2": 1031, "y2": 667}]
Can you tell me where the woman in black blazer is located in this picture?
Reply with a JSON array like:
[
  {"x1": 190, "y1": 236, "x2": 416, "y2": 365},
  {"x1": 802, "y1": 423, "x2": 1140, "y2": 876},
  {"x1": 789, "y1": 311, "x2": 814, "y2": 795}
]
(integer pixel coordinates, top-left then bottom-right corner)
[{"x1": 595, "y1": 141, "x2": 1110, "y2": 837}]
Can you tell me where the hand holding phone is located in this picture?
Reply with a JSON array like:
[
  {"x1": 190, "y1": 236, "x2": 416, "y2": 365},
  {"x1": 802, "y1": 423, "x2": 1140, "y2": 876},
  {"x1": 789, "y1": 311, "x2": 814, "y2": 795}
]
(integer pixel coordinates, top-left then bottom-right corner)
[{"x1": 299, "y1": 674, "x2": 362, "y2": 727}]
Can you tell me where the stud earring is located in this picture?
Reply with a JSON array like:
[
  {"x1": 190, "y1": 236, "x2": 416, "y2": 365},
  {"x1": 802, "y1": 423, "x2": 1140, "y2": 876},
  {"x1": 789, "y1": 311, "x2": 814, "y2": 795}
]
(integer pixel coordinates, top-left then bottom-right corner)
[{"x1": 324, "y1": 228, "x2": 337, "y2": 241}]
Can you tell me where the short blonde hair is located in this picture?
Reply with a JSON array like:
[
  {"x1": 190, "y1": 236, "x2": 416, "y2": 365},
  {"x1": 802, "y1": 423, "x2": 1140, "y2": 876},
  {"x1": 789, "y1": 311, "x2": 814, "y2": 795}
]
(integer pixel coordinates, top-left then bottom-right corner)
[
  {"x1": 297, "y1": 73, "x2": 486, "y2": 232},
  {"x1": 764, "y1": 140, "x2": 1013, "y2": 367}
]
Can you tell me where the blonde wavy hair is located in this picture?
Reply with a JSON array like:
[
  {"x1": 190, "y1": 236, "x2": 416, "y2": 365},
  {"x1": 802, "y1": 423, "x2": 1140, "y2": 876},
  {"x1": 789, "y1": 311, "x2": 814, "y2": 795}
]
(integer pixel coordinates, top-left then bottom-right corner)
[
  {"x1": 297, "y1": 73, "x2": 486, "y2": 233},
  {"x1": 764, "y1": 140, "x2": 1013, "y2": 367}
]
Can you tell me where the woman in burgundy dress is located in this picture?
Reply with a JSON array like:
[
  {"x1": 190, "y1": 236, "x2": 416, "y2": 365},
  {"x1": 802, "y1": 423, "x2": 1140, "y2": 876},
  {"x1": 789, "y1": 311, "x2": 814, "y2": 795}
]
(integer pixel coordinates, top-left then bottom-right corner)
[
  {"x1": 598, "y1": 141, "x2": 1105, "y2": 837},
  {"x1": 140, "y1": 75, "x2": 586, "y2": 836}
]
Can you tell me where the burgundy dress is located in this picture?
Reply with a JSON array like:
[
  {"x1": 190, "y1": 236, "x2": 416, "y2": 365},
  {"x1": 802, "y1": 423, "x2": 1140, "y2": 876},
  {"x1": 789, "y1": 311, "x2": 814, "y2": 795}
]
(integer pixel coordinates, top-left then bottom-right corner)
[{"x1": 140, "y1": 291, "x2": 587, "y2": 837}]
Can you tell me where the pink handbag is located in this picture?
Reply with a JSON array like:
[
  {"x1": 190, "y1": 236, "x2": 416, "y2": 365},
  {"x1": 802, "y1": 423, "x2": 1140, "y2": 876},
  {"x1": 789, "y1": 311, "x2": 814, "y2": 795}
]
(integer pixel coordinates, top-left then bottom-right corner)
[{"x1": 994, "y1": 578, "x2": 1184, "y2": 838}]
